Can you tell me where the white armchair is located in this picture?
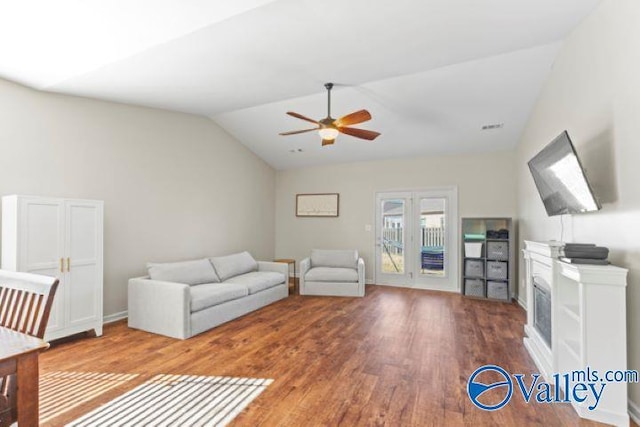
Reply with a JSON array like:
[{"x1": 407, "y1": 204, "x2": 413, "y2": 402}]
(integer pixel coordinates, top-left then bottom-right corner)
[{"x1": 300, "y1": 249, "x2": 365, "y2": 297}]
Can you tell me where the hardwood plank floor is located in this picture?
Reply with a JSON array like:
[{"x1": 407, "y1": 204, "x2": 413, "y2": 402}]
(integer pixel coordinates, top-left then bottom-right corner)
[{"x1": 40, "y1": 285, "x2": 628, "y2": 426}]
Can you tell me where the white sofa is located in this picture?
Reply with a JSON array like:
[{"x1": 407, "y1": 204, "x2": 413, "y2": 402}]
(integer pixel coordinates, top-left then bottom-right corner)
[
  {"x1": 128, "y1": 252, "x2": 288, "y2": 339},
  {"x1": 300, "y1": 249, "x2": 365, "y2": 297}
]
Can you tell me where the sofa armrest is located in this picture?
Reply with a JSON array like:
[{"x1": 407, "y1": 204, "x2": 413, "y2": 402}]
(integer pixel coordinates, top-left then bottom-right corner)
[
  {"x1": 357, "y1": 258, "x2": 365, "y2": 296},
  {"x1": 128, "y1": 276, "x2": 191, "y2": 339},
  {"x1": 258, "y1": 261, "x2": 289, "y2": 286},
  {"x1": 300, "y1": 257, "x2": 311, "y2": 275},
  {"x1": 299, "y1": 257, "x2": 311, "y2": 294}
]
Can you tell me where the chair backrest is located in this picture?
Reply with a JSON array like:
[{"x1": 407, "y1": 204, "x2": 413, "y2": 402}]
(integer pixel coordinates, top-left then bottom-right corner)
[
  {"x1": 310, "y1": 249, "x2": 359, "y2": 269},
  {"x1": 0, "y1": 270, "x2": 59, "y2": 339}
]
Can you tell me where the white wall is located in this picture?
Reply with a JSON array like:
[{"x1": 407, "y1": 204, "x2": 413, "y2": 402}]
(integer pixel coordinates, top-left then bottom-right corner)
[
  {"x1": 516, "y1": 0, "x2": 640, "y2": 406},
  {"x1": 0, "y1": 78, "x2": 276, "y2": 317},
  {"x1": 275, "y1": 150, "x2": 517, "y2": 283}
]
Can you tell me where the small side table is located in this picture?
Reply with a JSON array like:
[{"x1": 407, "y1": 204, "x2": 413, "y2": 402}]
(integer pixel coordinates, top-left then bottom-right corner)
[{"x1": 274, "y1": 258, "x2": 296, "y2": 294}]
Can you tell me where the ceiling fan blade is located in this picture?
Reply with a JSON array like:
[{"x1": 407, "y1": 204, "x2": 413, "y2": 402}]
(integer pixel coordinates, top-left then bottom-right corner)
[
  {"x1": 321, "y1": 139, "x2": 335, "y2": 146},
  {"x1": 338, "y1": 126, "x2": 381, "y2": 141},
  {"x1": 279, "y1": 128, "x2": 319, "y2": 136},
  {"x1": 287, "y1": 111, "x2": 319, "y2": 125},
  {"x1": 335, "y1": 109, "x2": 372, "y2": 127}
]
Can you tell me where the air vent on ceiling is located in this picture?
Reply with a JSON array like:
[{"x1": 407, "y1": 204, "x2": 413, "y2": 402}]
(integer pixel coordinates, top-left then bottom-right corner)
[{"x1": 481, "y1": 123, "x2": 504, "y2": 130}]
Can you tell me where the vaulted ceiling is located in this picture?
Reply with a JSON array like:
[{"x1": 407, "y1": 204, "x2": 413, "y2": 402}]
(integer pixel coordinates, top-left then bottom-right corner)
[{"x1": 0, "y1": 0, "x2": 600, "y2": 169}]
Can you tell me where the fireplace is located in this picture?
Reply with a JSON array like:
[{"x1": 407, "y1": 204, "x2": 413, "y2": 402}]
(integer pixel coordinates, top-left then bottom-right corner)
[
  {"x1": 523, "y1": 240, "x2": 629, "y2": 426},
  {"x1": 522, "y1": 241, "x2": 562, "y2": 381},
  {"x1": 533, "y1": 277, "x2": 551, "y2": 348}
]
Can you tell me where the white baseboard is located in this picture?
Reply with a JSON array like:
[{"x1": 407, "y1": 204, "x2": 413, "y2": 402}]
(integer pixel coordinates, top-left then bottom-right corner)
[
  {"x1": 370, "y1": 282, "x2": 403, "y2": 288},
  {"x1": 103, "y1": 311, "x2": 128, "y2": 324},
  {"x1": 517, "y1": 297, "x2": 527, "y2": 310},
  {"x1": 629, "y1": 399, "x2": 640, "y2": 425}
]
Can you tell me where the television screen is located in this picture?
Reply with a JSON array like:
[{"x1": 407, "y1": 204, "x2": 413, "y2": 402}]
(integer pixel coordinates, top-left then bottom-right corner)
[{"x1": 528, "y1": 131, "x2": 601, "y2": 216}]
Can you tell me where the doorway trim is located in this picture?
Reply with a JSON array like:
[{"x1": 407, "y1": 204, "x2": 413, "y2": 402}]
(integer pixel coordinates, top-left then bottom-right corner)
[{"x1": 374, "y1": 186, "x2": 458, "y2": 292}]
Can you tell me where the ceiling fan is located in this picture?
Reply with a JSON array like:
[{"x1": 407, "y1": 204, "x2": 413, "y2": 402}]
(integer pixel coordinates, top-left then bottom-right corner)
[{"x1": 280, "y1": 83, "x2": 381, "y2": 146}]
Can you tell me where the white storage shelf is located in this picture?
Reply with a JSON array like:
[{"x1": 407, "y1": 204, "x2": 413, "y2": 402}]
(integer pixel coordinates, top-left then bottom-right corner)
[
  {"x1": 561, "y1": 304, "x2": 580, "y2": 322},
  {"x1": 561, "y1": 338, "x2": 581, "y2": 363},
  {"x1": 461, "y1": 218, "x2": 514, "y2": 302}
]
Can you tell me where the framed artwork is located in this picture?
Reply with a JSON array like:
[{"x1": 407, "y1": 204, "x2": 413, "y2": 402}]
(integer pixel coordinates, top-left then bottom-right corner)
[{"x1": 296, "y1": 193, "x2": 339, "y2": 217}]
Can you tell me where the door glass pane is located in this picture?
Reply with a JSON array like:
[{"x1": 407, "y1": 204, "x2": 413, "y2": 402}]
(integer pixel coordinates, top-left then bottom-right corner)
[
  {"x1": 419, "y1": 198, "x2": 445, "y2": 276},
  {"x1": 381, "y1": 199, "x2": 404, "y2": 274}
]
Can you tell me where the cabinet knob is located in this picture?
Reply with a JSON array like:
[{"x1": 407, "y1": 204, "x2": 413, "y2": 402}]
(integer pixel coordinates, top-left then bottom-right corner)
[
  {"x1": 60, "y1": 258, "x2": 64, "y2": 273},
  {"x1": 67, "y1": 257, "x2": 71, "y2": 272}
]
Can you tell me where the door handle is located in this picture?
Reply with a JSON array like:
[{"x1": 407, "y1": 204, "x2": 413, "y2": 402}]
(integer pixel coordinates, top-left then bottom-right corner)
[
  {"x1": 60, "y1": 258, "x2": 64, "y2": 273},
  {"x1": 67, "y1": 257, "x2": 71, "y2": 272}
]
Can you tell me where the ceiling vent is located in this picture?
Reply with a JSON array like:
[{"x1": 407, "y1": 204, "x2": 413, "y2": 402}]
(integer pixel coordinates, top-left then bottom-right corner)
[{"x1": 481, "y1": 123, "x2": 504, "y2": 130}]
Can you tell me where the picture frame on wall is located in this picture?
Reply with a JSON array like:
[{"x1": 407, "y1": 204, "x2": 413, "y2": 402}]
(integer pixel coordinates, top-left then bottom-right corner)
[{"x1": 296, "y1": 193, "x2": 339, "y2": 217}]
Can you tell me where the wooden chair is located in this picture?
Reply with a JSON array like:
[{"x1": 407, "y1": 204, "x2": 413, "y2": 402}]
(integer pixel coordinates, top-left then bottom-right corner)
[{"x1": 0, "y1": 270, "x2": 59, "y2": 427}]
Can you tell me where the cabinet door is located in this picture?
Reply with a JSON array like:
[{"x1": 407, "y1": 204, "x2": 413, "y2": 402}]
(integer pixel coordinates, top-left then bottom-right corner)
[
  {"x1": 65, "y1": 201, "x2": 103, "y2": 329},
  {"x1": 19, "y1": 197, "x2": 66, "y2": 333}
]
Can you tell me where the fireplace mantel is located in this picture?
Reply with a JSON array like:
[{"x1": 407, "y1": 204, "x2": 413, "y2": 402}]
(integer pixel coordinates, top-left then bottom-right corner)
[{"x1": 522, "y1": 240, "x2": 628, "y2": 426}]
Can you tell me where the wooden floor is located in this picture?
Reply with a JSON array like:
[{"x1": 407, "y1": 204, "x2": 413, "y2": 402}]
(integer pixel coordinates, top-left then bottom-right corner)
[{"x1": 40, "y1": 285, "x2": 619, "y2": 426}]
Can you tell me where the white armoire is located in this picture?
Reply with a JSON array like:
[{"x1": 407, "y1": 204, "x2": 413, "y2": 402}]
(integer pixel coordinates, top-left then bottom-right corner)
[{"x1": 1, "y1": 195, "x2": 104, "y2": 341}]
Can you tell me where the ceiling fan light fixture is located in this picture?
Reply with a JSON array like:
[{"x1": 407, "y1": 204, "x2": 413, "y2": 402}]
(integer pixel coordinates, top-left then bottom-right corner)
[
  {"x1": 318, "y1": 127, "x2": 339, "y2": 140},
  {"x1": 280, "y1": 82, "x2": 380, "y2": 146}
]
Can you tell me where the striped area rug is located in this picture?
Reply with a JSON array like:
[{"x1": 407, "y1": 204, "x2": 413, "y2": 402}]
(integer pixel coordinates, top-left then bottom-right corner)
[
  {"x1": 66, "y1": 374, "x2": 273, "y2": 427},
  {"x1": 40, "y1": 371, "x2": 139, "y2": 423}
]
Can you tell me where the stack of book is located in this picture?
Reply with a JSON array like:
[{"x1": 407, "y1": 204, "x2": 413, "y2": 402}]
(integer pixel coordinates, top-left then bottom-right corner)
[{"x1": 560, "y1": 243, "x2": 610, "y2": 265}]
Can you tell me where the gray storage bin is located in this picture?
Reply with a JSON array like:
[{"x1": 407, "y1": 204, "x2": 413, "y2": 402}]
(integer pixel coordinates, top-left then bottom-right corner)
[
  {"x1": 487, "y1": 241, "x2": 509, "y2": 261},
  {"x1": 487, "y1": 261, "x2": 508, "y2": 280},
  {"x1": 464, "y1": 259, "x2": 484, "y2": 278},
  {"x1": 487, "y1": 281, "x2": 509, "y2": 300},
  {"x1": 465, "y1": 279, "x2": 485, "y2": 297}
]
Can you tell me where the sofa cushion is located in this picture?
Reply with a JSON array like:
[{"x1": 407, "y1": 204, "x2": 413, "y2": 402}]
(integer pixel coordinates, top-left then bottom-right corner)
[
  {"x1": 310, "y1": 249, "x2": 359, "y2": 268},
  {"x1": 305, "y1": 267, "x2": 358, "y2": 283},
  {"x1": 147, "y1": 259, "x2": 219, "y2": 285},
  {"x1": 189, "y1": 283, "x2": 248, "y2": 313},
  {"x1": 209, "y1": 251, "x2": 258, "y2": 281},
  {"x1": 224, "y1": 271, "x2": 285, "y2": 295}
]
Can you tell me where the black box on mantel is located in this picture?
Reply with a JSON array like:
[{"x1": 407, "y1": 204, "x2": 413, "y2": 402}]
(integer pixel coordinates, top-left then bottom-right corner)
[{"x1": 563, "y1": 243, "x2": 609, "y2": 260}]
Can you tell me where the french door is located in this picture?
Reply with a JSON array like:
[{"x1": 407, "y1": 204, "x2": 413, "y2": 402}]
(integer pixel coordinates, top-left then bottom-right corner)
[{"x1": 375, "y1": 188, "x2": 458, "y2": 291}]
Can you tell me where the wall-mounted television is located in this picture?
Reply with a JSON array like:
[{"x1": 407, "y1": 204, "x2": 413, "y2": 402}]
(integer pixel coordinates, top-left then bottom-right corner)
[{"x1": 528, "y1": 130, "x2": 601, "y2": 216}]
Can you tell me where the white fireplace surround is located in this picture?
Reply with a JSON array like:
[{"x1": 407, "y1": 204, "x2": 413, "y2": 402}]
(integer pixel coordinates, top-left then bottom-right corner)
[{"x1": 523, "y1": 240, "x2": 629, "y2": 427}]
